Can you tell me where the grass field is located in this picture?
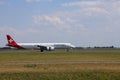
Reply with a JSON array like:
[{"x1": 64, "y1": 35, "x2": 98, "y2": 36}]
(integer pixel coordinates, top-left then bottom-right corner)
[{"x1": 0, "y1": 49, "x2": 120, "y2": 80}]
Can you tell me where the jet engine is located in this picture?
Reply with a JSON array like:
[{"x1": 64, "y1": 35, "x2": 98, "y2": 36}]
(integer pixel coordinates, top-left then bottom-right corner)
[{"x1": 47, "y1": 46, "x2": 55, "y2": 51}]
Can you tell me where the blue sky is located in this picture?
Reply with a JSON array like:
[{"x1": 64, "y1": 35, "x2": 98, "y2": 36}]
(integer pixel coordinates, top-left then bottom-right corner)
[{"x1": 0, "y1": 0, "x2": 120, "y2": 47}]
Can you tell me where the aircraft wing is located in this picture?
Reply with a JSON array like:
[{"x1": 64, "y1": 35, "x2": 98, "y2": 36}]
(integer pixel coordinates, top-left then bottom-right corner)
[{"x1": 37, "y1": 45, "x2": 47, "y2": 52}]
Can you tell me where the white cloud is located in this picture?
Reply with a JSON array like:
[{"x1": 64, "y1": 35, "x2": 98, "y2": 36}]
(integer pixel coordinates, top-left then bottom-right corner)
[
  {"x1": 83, "y1": 7, "x2": 110, "y2": 16},
  {"x1": 33, "y1": 15, "x2": 65, "y2": 26},
  {"x1": 33, "y1": 0, "x2": 120, "y2": 30},
  {"x1": 62, "y1": 1, "x2": 110, "y2": 16},
  {"x1": 33, "y1": 14, "x2": 89, "y2": 35},
  {"x1": 60, "y1": 0, "x2": 120, "y2": 34},
  {"x1": 25, "y1": 0, "x2": 52, "y2": 3},
  {"x1": 30, "y1": 0, "x2": 120, "y2": 47},
  {"x1": 62, "y1": 1, "x2": 101, "y2": 7}
]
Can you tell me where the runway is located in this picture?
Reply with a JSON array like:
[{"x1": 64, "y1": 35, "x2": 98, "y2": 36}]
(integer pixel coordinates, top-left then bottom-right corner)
[{"x1": 2, "y1": 61, "x2": 120, "y2": 65}]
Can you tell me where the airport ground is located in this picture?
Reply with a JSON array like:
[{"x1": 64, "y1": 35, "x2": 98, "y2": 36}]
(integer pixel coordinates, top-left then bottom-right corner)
[{"x1": 0, "y1": 49, "x2": 120, "y2": 80}]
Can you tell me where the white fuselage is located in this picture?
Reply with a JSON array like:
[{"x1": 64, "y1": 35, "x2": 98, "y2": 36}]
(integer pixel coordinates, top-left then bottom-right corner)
[{"x1": 17, "y1": 43, "x2": 75, "y2": 49}]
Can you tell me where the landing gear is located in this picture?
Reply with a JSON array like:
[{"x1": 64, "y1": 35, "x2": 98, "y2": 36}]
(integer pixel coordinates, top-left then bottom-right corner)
[
  {"x1": 40, "y1": 49, "x2": 44, "y2": 52},
  {"x1": 37, "y1": 45, "x2": 45, "y2": 52}
]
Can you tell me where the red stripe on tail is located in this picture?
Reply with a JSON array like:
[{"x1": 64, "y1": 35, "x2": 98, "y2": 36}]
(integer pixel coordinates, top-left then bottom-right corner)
[{"x1": 6, "y1": 35, "x2": 24, "y2": 49}]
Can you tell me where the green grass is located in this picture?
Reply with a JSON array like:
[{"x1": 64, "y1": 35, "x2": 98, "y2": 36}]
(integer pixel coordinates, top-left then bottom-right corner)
[
  {"x1": 0, "y1": 71, "x2": 120, "y2": 80},
  {"x1": 0, "y1": 49, "x2": 120, "y2": 62},
  {"x1": 0, "y1": 49, "x2": 120, "y2": 80}
]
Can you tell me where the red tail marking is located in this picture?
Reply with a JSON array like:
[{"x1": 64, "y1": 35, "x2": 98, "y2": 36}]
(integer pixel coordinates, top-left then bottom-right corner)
[
  {"x1": 6, "y1": 35, "x2": 18, "y2": 46},
  {"x1": 6, "y1": 35, "x2": 24, "y2": 49}
]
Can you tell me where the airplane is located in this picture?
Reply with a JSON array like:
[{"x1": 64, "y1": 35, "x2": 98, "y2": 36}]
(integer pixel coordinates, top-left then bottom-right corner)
[{"x1": 6, "y1": 34, "x2": 75, "y2": 52}]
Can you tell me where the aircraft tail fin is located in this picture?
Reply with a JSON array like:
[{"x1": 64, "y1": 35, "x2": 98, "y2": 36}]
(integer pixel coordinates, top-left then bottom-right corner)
[{"x1": 6, "y1": 34, "x2": 18, "y2": 46}]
